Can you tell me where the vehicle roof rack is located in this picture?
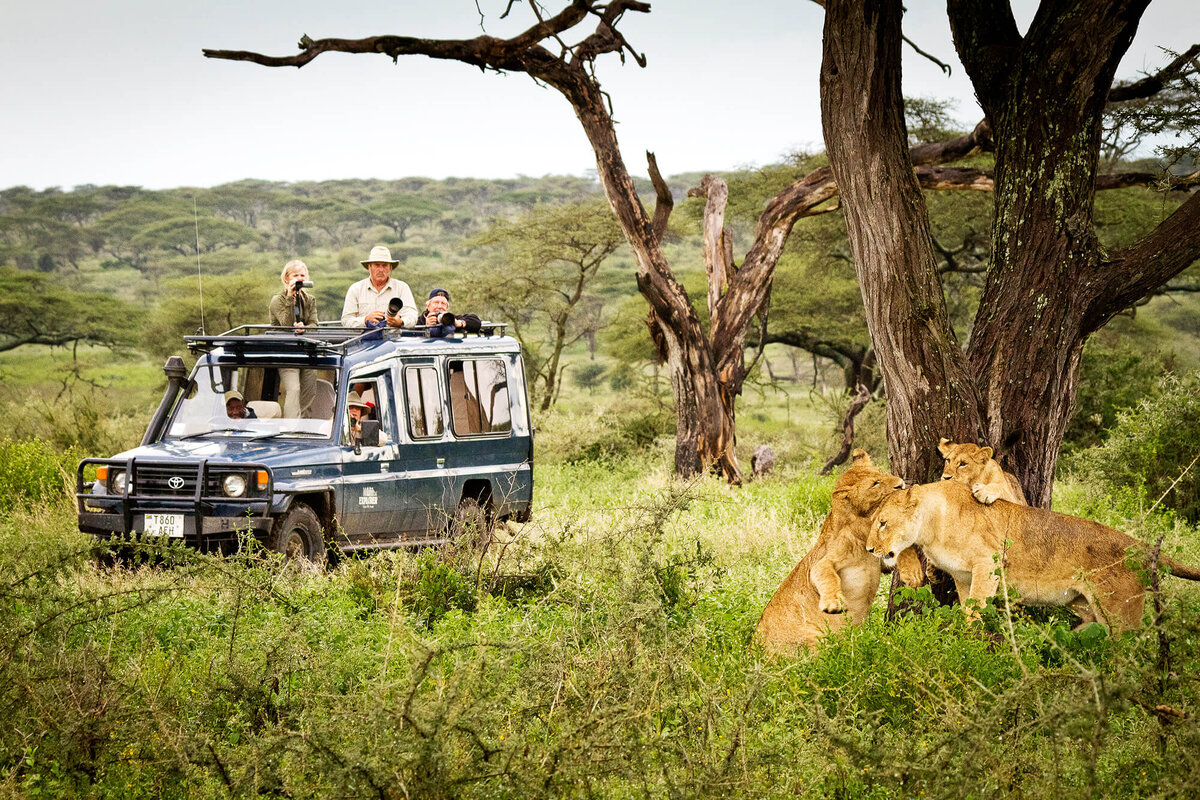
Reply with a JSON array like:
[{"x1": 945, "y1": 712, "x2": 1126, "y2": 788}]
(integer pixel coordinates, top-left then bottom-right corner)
[{"x1": 185, "y1": 322, "x2": 510, "y2": 356}]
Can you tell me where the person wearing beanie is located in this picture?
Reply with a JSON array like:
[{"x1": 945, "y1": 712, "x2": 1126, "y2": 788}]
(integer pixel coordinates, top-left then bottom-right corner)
[{"x1": 423, "y1": 287, "x2": 481, "y2": 338}]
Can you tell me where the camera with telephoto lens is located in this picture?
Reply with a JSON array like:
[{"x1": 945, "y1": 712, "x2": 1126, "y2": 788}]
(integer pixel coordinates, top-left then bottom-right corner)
[
  {"x1": 293, "y1": 279, "x2": 313, "y2": 291},
  {"x1": 438, "y1": 312, "x2": 456, "y2": 327},
  {"x1": 387, "y1": 298, "x2": 404, "y2": 317}
]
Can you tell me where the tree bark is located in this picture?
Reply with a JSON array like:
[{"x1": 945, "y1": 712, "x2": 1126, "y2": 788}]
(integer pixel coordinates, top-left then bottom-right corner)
[
  {"x1": 820, "y1": 0, "x2": 983, "y2": 484},
  {"x1": 948, "y1": 0, "x2": 1200, "y2": 506}
]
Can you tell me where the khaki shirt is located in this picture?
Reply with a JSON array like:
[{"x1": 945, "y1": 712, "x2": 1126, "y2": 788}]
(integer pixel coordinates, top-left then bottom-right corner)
[
  {"x1": 269, "y1": 290, "x2": 317, "y2": 327},
  {"x1": 340, "y1": 277, "x2": 418, "y2": 328}
]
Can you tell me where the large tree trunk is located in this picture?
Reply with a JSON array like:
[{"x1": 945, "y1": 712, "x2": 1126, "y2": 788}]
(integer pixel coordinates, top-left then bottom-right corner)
[
  {"x1": 820, "y1": 0, "x2": 983, "y2": 483},
  {"x1": 949, "y1": 0, "x2": 1200, "y2": 506}
]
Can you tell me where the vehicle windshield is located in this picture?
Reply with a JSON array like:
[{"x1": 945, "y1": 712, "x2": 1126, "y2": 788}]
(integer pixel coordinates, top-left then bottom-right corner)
[{"x1": 165, "y1": 362, "x2": 338, "y2": 440}]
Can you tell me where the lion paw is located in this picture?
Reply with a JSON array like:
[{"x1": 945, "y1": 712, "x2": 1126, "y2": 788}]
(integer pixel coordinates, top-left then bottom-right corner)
[
  {"x1": 971, "y1": 483, "x2": 1001, "y2": 505},
  {"x1": 819, "y1": 593, "x2": 847, "y2": 614}
]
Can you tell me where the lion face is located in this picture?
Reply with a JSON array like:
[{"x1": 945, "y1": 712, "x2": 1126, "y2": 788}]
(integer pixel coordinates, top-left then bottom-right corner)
[
  {"x1": 866, "y1": 491, "x2": 918, "y2": 564},
  {"x1": 938, "y1": 438, "x2": 994, "y2": 486},
  {"x1": 832, "y1": 449, "x2": 904, "y2": 515}
]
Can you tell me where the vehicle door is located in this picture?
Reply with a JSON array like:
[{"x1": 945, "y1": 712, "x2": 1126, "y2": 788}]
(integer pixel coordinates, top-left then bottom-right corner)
[
  {"x1": 443, "y1": 356, "x2": 525, "y2": 516},
  {"x1": 336, "y1": 369, "x2": 404, "y2": 544},
  {"x1": 397, "y1": 359, "x2": 452, "y2": 535}
]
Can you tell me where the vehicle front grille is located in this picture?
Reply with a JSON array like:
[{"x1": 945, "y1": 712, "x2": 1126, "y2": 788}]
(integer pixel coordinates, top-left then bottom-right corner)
[{"x1": 135, "y1": 465, "x2": 201, "y2": 497}]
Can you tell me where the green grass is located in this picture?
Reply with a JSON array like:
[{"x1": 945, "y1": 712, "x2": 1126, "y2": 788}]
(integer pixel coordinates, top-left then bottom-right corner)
[{"x1": 3, "y1": 448, "x2": 1200, "y2": 798}]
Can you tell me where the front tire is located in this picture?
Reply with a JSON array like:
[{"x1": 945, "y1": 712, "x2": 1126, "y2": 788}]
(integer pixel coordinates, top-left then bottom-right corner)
[{"x1": 268, "y1": 503, "x2": 327, "y2": 565}]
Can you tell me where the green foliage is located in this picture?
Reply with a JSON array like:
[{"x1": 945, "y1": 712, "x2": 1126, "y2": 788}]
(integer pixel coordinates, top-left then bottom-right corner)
[
  {"x1": 405, "y1": 550, "x2": 479, "y2": 627},
  {"x1": 1, "y1": 460, "x2": 1199, "y2": 798},
  {"x1": 0, "y1": 438, "x2": 78, "y2": 513},
  {"x1": 570, "y1": 361, "x2": 606, "y2": 393},
  {"x1": 141, "y1": 273, "x2": 275, "y2": 359},
  {"x1": 536, "y1": 397, "x2": 676, "y2": 465},
  {"x1": 467, "y1": 199, "x2": 626, "y2": 409},
  {"x1": 904, "y1": 95, "x2": 966, "y2": 144},
  {"x1": 0, "y1": 268, "x2": 140, "y2": 353},
  {"x1": 1064, "y1": 333, "x2": 1170, "y2": 452},
  {"x1": 1075, "y1": 372, "x2": 1200, "y2": 521}
]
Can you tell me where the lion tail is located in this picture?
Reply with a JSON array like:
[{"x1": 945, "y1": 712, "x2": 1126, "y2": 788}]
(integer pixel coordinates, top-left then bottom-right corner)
[{"x1": 1164, "y1": 558, "x2": 1200, "y2": 582}]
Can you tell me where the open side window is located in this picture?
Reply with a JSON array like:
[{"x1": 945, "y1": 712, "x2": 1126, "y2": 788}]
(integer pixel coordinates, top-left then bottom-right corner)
[
  {"x1": 344, "y1": 372, "x2": 396, "y2": 446},
  {"x1": 403, "y1": 365, "x2": 446, "y2": 439},
  {"x1": 447, "y1": 358, "x2": 511, "y2": 437}
]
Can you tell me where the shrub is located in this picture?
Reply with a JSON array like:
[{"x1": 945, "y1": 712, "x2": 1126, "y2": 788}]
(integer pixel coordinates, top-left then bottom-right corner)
[
  {"x1": 1076, "y1": 373, "x2": 1200, "y2": 521},
  {"x1": 1063, "y1": 338, "x2": 1169, "y2": 452},
  {"x1": 0, "y1": 438, "x2": 78, "y2": 513}
]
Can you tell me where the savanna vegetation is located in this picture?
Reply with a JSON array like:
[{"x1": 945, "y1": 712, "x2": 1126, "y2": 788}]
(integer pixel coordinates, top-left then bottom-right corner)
[{"x1": 4, "y1": 2, "x2": 1200, "y2": 794}]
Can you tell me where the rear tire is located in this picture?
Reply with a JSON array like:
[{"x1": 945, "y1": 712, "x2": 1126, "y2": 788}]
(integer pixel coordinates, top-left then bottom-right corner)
[
  {"x1": 450, "y1": 496, "x2": 491, "y2": 540},
  {"x1": 268, "y1": 503, "x2": 327, "y2": 565}
]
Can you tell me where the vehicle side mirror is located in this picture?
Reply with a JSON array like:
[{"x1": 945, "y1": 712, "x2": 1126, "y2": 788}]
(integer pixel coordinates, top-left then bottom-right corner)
[{"x1": 359, "y1": 419, "x2": 382, "y2": 448}]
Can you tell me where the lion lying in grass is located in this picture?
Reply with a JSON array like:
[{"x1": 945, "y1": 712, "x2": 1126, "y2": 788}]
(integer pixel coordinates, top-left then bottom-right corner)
[
  {"x1": 866, "y1": 480, "x2": 1200, "y2": 630},
  {"x1": 938, "y1": 438, "x2": 1027, "y2": 506},
  {"x1": 755, "y1": 450, "x2": 921, "y2": 654}
]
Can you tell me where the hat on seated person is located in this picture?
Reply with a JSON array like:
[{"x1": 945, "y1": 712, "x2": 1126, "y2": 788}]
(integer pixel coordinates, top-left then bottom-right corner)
[
  {"x1": 428, "y1": 287, "x2": 450, "y2": 301},
  {"x1": 224, "y1": 390, "x2": 244, "y2": 404},
  {"x1": 360, "y1": 245, "x2": 400, "y2": 269},
  {"x1": 347, "y1": 391, "x2": 370, "y2": 411}
]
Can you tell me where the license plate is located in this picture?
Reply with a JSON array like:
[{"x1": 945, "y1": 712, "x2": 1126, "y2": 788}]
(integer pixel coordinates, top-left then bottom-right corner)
[{"x1": 143, "y1": 513, "x2": 184, "y2": 538}]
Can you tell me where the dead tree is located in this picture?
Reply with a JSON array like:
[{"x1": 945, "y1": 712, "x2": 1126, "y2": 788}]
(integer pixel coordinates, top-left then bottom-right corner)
[{"x1": 206, "y1": 2, "x2": 1199, "y2": 496}]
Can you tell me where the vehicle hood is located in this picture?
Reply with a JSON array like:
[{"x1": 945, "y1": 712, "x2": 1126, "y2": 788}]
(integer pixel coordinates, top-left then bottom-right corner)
[{"x1": 109, "y1": 438, "x2": 338, "y2": 466}]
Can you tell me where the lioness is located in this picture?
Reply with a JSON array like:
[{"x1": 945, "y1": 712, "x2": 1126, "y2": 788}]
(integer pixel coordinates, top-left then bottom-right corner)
[
  {"x1": 939, "y1": 438, "x2": 1027, "y2": 506},
  {"x1": 754, "y1": 450, "x2": 921, "y2": 654},
  {"x1": 866, "y1": 481, "x2": 1200, "y2": 630}
]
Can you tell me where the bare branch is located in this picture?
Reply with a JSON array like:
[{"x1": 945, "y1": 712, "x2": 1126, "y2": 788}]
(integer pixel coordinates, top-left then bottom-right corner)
[
  {"x1": 646, "y1": 151, "x2": 673, "y2": 244},
  {"x1": 688, "y1": 174, "x2": 733, "y2": 322},
  {"x1": 1090, "y1": 190, "x2": 1200, "y2": 329},
  {"x1": 1108, "y1": 43, "x2": 1200, "y2": 102},
  {"x1": 902, "y1": 33, "x2": 952, "y2": 75}
]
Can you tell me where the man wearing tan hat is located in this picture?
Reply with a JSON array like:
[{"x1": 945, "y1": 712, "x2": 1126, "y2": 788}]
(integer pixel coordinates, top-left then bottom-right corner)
[{"x1": 340, "y1": 245, "x2": 418, "y2": 328}]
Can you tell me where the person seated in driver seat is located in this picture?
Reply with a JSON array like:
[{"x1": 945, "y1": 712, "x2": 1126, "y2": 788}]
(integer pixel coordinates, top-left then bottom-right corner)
[
  {"x1": 225, "y1": 390, "x2": 257, "y2": 420},
  {"x1": 347, "y1": 391, "x2": 388, "y2": 445}
]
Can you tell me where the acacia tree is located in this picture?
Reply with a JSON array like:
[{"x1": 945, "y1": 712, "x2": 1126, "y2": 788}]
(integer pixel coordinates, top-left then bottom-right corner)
[
  {"x1": 469, "y1": 199, "x2": 624, "y2": 411},
  {"x1": 204, "y1": 2, "x2": 985, "y2": 483},
  {"x1": 205, "y1": 2, "x2": 1197, "y2": 495},
  {"x1": 820, "y1": 0, "x2": 1200, "y2": 504}
]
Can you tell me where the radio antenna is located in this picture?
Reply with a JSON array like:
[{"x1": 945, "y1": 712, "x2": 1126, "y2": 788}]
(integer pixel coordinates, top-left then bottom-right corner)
[{"x1": 193, "y1": 197, "x2": 207, "y2": 335}]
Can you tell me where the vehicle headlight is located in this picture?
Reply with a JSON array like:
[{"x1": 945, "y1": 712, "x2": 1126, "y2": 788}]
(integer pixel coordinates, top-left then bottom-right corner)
[
  {"x1": 222, "y1": 474, "x2": 247, "y2": 498},
  {"x1": 112, "y1": 470, "x2": 127, "y2": 493}
]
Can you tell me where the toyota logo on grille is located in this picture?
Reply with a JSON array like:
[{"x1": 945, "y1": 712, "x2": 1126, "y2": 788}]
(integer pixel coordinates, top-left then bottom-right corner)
[{"x1": 167, "y1": 476, "x2": 185, "y2": 490}]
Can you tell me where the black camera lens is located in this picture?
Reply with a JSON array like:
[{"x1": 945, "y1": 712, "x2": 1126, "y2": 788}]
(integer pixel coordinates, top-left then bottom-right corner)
[
  {"x1": 387, "y1": 298, "x2": 404, "y2": 316},
  {"x1": 439, "y1": 312, "x2": 456, "y2": 326},
  {"x1": 294, "y1": 280, "x2": 314, "y2": 289}
]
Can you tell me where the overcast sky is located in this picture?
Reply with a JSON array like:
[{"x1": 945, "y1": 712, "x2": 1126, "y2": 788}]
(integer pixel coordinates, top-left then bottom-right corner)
[{"x1": 2, "y1": 1, "x2": 1196, "y2": 191}]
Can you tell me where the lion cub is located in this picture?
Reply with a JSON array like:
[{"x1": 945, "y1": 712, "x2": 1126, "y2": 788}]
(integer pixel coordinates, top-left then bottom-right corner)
[
  {"x1": 755, "y1": 450, "x2": 921, "y2": 654},
  {"x1": 939, "y1": 438, "x2": 1027, "y2": 506},
  {"x1": 867, "y1": 481, "x2": 1200, "y2": 631}
]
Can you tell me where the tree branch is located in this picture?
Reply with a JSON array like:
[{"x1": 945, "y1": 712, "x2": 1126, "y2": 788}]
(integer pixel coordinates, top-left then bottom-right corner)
[
  {"x1": 646, "y1": 151, "x2": 673, "y2": 244},
  {"x1": 1088, "y1": 190, "x2": 1200, "y2": 330},
  {"x1": 1108, "y1": 43, "x2": 1200, "y2": 102}
]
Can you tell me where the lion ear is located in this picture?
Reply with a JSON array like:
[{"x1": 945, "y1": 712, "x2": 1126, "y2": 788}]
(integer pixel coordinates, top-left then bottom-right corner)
[
  {"x1": 937, "y1": 438, "x2": 952, "y2": 456},
  {"x1": 980, "y1": 446, "x2": 994, "y2": 460},
  {"x1": 850, "y1": 448, "x2": 873, "y2": 466}
]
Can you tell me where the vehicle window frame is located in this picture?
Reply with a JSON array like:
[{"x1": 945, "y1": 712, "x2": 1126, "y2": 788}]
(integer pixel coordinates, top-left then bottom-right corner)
[
  {"x1": 164, "y1": 360, "x2": 339, "y2": 440},
  {"x1": 446, "y1": 357, "x2": 512, "y2": 439},
  {"x1": 343, "y1": 371, "x2": 396, "y2": 447},
  {"x1": 402, "y1": 364, "x2": 446, "y2": 440}
]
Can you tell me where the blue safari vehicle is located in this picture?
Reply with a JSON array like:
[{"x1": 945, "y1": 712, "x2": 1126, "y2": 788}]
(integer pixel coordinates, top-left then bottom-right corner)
[{"x1": 77, "y1": 324, "x2": 533, "y2": 562}]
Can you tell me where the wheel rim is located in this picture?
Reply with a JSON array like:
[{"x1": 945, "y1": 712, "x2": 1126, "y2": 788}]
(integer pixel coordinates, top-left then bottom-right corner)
[{"x1": 283, "y1": 528, "x2": 308, "y2": 559}]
